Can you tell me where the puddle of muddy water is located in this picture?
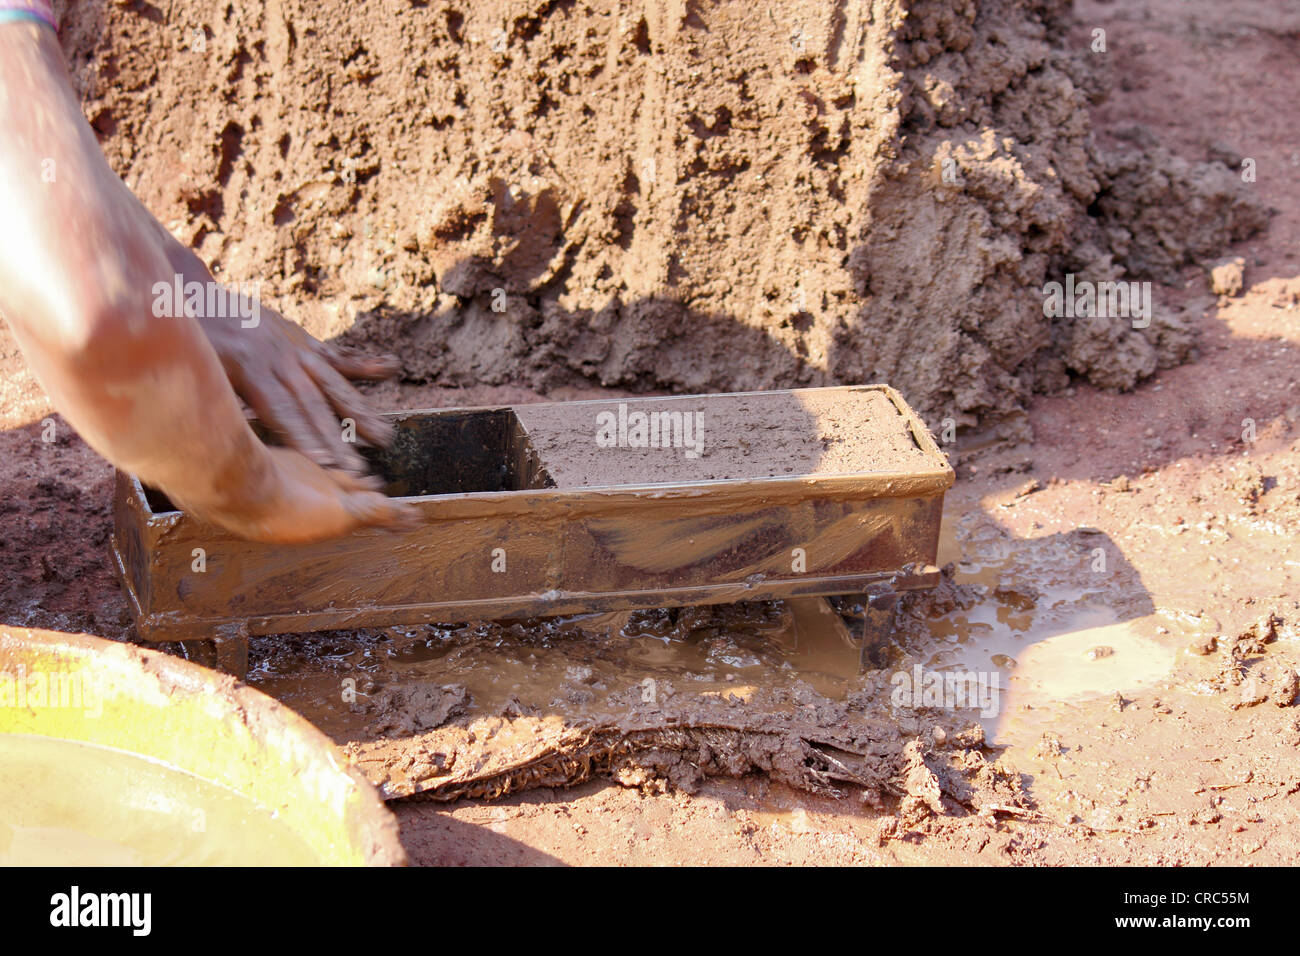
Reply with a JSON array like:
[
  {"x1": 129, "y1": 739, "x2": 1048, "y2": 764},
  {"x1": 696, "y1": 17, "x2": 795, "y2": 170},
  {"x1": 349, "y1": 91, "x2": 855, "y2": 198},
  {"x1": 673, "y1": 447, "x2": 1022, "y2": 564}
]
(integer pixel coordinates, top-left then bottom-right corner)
[
  {"x1": 906, "y1": 515, "x2": 1178, "y2": 745},
  {"x1": 251, "y1": 599, "x2": 868, "y2": 744}
]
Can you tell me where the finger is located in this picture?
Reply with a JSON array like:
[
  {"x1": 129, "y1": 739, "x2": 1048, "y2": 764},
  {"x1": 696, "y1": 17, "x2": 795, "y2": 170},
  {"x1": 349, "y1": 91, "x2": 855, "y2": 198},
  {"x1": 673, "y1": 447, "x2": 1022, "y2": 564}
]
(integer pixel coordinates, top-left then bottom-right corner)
[
  {"x1": 276, "y1": 365, "x2": 369, "y2": 475},
  {"x1": 346, "y1": 492, "x2": 420, "y2": 531},
  {"x1": 320, "y1": 342, "x2": 402, "y2": 381},
  {"x1": 319, "y1": 469, "x2": 388, "y2": 501},
  {"x1": 302, "y1": 352, "x2": 395, "y2": 448},
  {"x1": 320, "y1": 469, "x2": 419, "y2": 529},
  {"x1": 236, "y1": 372, "x2": 323, "y2": 453},
  {"x1": 239, "y1": 383, "x2": 380, "y2": 491},
  {"x1": 325, "y1": 472, "x2": 420, "y2": 531},
  {"x1": 333, "y1": 469, "x2": 386, "y2": 493}
]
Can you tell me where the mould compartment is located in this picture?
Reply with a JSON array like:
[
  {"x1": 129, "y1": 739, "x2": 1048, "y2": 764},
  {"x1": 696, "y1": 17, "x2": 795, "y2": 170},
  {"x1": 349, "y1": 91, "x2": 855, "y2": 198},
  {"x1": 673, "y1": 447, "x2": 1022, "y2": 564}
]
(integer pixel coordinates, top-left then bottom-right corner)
[
  {"x1": 141, "y1": 387, "x2": 939, "y2": 512},
  {"x1": 142, "y1": 484, "x2": 179, "y2": 515},
  {"x1": 362, "y1": 407, "x2": 555, "y2": 498}
]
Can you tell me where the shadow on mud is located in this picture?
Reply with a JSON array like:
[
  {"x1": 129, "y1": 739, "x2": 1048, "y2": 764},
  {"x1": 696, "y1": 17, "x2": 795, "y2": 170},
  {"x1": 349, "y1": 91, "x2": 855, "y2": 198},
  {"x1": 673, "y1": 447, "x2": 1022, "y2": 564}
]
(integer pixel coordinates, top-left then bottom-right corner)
[{"x1": 394, "y1": 810, "x2": 567, "y2": 867}]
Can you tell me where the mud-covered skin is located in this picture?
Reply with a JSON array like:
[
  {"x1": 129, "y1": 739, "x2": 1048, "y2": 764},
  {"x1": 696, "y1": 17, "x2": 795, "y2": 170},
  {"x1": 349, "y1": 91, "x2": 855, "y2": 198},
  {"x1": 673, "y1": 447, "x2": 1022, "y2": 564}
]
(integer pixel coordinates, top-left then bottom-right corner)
[{"x1": 47, "y1": 0, "x2": 1264, "y2": 426}]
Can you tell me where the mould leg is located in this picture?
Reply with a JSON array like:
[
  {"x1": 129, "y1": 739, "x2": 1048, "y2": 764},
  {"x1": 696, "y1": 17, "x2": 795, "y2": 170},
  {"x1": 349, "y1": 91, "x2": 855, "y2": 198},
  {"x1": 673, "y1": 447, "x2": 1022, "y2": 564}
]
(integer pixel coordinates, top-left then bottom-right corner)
[
  {"x1": 851, "y1": 566, "x2": 941, "y2": 670},
  {"x1": 178, "y1": 640, "x2": 217, "y2": 670},
  {"x1": 213, "y1": 627, "x2": 250, "y2": 680},
  {"x1": 178, "y1": 624, "x2": 250, "y2": 680},
  {"x1": 858, "y1": 590, "x2": 901, "y2": 671},
  {"x1": 785, "y1": 597, "x2": 858, "y2": 654}
]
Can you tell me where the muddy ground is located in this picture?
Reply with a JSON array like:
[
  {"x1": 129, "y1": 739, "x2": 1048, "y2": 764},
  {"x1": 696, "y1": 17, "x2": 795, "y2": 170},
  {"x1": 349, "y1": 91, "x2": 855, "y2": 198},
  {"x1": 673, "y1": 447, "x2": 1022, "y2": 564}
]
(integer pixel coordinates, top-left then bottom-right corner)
[{"x1": 1, "y1": 0, "x2": 1299, "y2": 864}]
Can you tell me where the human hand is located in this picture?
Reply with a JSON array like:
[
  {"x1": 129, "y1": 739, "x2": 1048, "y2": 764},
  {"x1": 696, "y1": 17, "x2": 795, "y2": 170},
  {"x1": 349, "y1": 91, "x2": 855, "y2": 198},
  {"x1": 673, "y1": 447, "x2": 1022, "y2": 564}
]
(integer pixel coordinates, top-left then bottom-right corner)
[{"x1": 194, "y1": 297, "x2": 398, "y2": 478}]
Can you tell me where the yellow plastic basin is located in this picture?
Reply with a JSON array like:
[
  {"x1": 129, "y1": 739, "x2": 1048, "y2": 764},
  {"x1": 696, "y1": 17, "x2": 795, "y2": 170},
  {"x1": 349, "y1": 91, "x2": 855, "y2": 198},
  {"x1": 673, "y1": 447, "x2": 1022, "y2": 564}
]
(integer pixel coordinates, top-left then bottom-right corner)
[{"x1": 0, "y1": 627, "x2": 405, "y2": 866}]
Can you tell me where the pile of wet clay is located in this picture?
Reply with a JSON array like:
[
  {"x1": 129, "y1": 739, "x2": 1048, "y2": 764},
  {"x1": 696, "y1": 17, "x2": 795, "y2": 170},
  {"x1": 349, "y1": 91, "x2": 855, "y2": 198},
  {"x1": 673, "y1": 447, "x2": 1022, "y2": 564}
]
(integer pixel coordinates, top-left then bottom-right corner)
[{"x1": 57, "y1": 0, "x2": 1267, "y2": 425}]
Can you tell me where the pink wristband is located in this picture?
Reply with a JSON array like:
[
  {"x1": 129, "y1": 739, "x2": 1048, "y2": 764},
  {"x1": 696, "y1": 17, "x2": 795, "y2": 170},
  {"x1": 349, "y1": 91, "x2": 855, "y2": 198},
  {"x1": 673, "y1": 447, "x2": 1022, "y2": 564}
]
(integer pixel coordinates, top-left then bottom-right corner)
[{"x1": 0, "y1": 0, "x2": 57, "y2": 30}]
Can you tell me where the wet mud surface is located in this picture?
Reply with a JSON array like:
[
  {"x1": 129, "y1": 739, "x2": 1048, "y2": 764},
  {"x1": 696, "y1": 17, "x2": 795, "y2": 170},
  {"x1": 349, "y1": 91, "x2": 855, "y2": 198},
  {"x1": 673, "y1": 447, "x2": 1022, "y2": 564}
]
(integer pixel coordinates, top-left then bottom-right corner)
[
  {"x1": 248, "y1": 595, "x2": 1024, "y2": 820},
  {"x1": 515, "y1": 387, "x2": 938, "y2": 486},
  {"x1": 234, "y1": 477, "x2": 1294, "y2": 839}
]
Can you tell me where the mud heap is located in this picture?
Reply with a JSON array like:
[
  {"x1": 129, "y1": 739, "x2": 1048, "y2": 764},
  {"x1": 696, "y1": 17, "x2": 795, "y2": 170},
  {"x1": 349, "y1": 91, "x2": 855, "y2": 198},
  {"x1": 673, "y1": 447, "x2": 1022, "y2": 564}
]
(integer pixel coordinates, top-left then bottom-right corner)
[{"x1": 58, "y1": 0, "x2": 1266, "y2": 422}]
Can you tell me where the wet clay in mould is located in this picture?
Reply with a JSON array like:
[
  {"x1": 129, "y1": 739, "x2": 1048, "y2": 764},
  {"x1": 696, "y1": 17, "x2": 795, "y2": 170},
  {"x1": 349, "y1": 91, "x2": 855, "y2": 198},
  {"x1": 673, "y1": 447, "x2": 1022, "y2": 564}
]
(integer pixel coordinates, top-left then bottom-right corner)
[{"x1": 514, "y1": 386, "x2": 937, "y2": 488}]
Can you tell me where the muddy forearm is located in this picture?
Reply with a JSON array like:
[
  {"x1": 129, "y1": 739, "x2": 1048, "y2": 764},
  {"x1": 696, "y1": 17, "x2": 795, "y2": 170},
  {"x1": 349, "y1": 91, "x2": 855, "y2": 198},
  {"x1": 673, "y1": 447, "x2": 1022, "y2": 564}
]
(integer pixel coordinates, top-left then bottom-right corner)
[{"x1": 0, "y1": 24, "x2": 274, "y2": 517}]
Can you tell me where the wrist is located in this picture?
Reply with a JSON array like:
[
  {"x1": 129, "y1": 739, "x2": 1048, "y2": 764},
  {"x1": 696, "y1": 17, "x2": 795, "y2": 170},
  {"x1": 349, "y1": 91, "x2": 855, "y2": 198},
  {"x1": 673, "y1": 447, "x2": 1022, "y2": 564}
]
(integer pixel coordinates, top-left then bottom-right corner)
[{"x1": 0, "y1": 1, "x2": 57, "y2": 30}]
